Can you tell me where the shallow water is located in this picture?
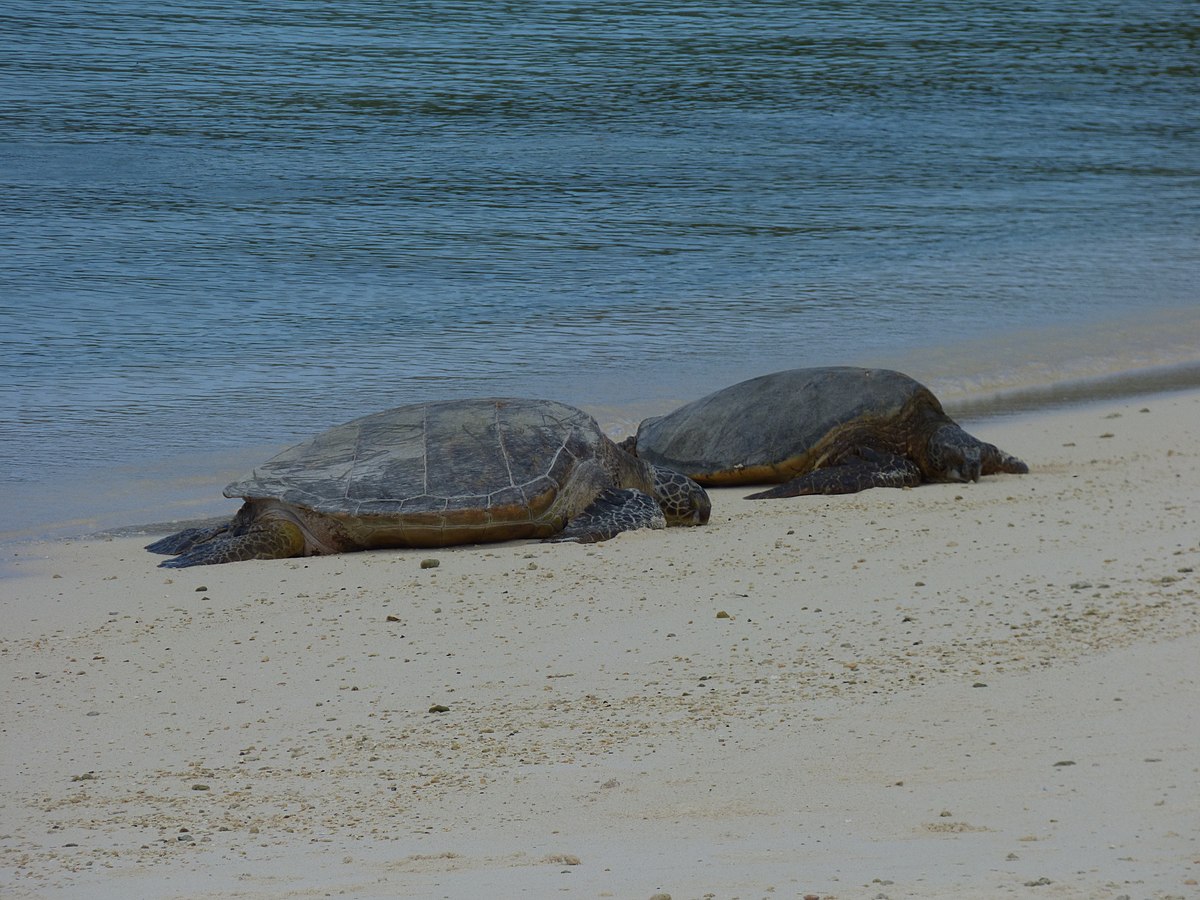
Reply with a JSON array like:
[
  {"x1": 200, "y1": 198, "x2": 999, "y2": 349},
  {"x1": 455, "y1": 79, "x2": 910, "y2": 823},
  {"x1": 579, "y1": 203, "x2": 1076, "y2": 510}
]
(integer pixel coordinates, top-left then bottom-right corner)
[{"x1": 1, "y1": 1, "x2": 1198, "y2": 543}]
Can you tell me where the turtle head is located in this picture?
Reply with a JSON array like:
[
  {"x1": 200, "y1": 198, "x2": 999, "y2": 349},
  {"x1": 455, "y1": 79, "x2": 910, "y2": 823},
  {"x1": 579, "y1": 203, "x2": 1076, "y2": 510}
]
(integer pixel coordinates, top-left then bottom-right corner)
[
  {"x1": 927, "y1": 424, "x2": 983, "y2": 482},
  {"x1": 648, "y1": 465, "x2": 711, "y2": 526}
]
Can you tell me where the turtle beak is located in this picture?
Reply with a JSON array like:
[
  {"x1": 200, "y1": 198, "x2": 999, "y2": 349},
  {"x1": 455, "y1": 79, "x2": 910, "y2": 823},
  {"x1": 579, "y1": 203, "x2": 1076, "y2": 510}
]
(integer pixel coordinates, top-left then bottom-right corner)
[{"x1": 950, "y1": 448, "x2": 983, "y2": 483}]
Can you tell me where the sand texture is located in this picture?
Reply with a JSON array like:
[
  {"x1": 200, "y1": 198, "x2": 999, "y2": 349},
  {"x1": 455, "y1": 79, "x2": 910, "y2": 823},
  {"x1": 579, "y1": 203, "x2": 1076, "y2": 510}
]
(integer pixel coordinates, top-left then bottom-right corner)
[{"x1": 2, "y1": 390, "x2": 1198, "y2": 899}]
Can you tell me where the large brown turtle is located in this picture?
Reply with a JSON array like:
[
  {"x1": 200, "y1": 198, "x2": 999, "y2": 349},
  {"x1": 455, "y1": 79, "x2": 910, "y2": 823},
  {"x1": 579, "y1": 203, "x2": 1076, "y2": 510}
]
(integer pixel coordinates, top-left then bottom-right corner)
[
  {"x1": 146, "y1": 398, "x2": 710, "y2": 568},
  {"x1": 621, "y1": 367, "x2": 1028, "y2": 498}
]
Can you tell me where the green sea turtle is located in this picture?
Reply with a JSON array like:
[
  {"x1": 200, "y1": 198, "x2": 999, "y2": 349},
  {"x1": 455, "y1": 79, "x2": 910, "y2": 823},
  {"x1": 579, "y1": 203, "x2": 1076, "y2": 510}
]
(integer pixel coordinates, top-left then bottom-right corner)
[
  {"x1": 621, "y1": 367, "x2": 1028, "y2": 498},
  {"x1": 146, "y1": 398, "x2": 710, "y2": 568}
]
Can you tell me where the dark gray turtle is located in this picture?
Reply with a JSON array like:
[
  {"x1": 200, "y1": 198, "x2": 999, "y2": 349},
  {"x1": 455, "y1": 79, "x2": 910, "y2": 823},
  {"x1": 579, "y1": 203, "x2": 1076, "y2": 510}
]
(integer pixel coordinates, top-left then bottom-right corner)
[
  {"x1": 147, "y1": 398, "x2": 710, "y2": 567},
  {"x1": 621, "y1": 367, "x2": 1028, "y2": 498}
]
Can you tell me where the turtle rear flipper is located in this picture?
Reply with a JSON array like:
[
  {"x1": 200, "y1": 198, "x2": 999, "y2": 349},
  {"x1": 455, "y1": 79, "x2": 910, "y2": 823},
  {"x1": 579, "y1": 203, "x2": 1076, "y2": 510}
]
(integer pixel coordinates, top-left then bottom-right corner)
[
  {"x1": 746, "y1": 449, "x2": 922, "y2": 499},
  {"x1": 159, "y1": 520, "x2": 307, "y2": 568},
  {"x1": 549, "y1": 488, "x2": 666, "y2": 543}
]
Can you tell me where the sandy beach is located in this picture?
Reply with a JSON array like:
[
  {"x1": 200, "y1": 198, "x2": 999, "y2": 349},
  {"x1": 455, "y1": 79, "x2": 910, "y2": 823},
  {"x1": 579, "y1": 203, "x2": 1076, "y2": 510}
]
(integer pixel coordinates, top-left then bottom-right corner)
[{"x1": 2, "y1": 388, "x2": 1198, "y2": 899}]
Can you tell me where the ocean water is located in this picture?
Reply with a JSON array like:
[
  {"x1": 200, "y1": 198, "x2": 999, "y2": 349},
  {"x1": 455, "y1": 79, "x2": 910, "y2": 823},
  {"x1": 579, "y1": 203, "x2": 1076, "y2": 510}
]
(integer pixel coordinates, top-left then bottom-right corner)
[{"x1": 1, "y1": 1, "x2": 1198, "y2": 543}]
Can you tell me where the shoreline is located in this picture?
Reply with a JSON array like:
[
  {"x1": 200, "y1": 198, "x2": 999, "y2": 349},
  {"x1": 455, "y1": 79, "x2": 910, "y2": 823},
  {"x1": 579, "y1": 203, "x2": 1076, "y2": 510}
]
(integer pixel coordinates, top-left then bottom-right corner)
[
  {"x1": 939, "y1": 359, "x2": 1200, "y2": 420},
  {"x1": 5, "y1": 352, "x2": 1200, "y2": 552},
  {"x1": 2, "y1": 384, "x2": 1198, "y2": 897}
]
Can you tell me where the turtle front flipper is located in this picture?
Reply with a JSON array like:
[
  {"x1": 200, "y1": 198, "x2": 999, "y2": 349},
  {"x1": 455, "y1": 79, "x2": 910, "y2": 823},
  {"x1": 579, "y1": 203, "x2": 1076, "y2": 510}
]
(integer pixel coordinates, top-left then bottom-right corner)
[
  {"x1": 746, "y1": 449, "x2": 922, "y2": 499},
  {"x1": 548, "y1": 488, "x2": 666, "y2": 543},
  {"x1": 158, "y1": 519, "x2": 308, "y2": 567},
  {"x1": 145, "y1": 523, "x2": 231, "y2": 556}
]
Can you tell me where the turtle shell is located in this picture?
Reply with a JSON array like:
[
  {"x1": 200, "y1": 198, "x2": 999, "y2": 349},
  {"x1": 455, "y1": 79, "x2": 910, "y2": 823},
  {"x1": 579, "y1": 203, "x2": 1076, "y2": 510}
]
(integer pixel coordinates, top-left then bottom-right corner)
[
  {"x1": 225, "y1": 398, "x2": 603, "y2": 524},
  {"x1": 632, "y1": 367, "x2": 942, "y2": 485}
]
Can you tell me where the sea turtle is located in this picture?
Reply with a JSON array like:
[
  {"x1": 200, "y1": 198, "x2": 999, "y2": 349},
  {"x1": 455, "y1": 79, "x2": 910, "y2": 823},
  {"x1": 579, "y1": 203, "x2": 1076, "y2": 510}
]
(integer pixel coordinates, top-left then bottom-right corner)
[
  {"x1": 146, "y1": 398, "x2": 710, "y2": 568},
  {"x1": 621, "y1": 367, "x2": 1028, "y2": 498}
]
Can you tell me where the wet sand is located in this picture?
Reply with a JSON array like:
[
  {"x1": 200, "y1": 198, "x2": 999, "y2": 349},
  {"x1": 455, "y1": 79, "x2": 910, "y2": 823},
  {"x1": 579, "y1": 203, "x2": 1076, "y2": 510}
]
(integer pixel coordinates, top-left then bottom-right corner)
[{"x1": 1, "y1": 388, "x2": 1198, "y2": 898}]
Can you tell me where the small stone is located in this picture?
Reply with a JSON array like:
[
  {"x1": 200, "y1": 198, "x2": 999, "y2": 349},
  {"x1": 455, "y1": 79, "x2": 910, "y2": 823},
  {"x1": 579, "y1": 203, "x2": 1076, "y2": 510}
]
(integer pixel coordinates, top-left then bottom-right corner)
[
  {"x1": 1052, "y1": 760, "x2": 1075, "y2": 767},
  {"x1": 195, "y1": 585, "x2": 207, "y2": 591},
  {"x1": 177, "y1": 833, "x2": 194, "y2": 842},
  {"x1": 420, "y1": 558, "x2": 440, "y2": 569},
  {"x1": 972, "y1": 682, "x2": 988, "y2": 688},
  {"x1": 939, "y1": 809, "x2": 952, "y2": 817},
  {"x1": 191, "y1": 784, "x2": 210, "y2": 791},
  {"x1": 649, "y1": 894, "x2": 672, "y2": 900},
  {"x1": 428, "y1": 704, "x2": 450, "y2": 713},
  {"x1": 1023, "y1": 877, "x2": 1052, "y2": 886},
  {"x1": 715, "y1": 610, "x2": 731, "y2": 619},
  {"x1": 385, "y1": 614, "x2": 402, "y2": 622}
]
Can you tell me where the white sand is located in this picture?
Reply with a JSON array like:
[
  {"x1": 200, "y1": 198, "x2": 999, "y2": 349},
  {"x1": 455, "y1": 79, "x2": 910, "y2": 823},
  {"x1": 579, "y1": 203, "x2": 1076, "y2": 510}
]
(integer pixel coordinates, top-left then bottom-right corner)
[{"x1": 2, "y1": 390, "x2": 1198, "y2": 899}]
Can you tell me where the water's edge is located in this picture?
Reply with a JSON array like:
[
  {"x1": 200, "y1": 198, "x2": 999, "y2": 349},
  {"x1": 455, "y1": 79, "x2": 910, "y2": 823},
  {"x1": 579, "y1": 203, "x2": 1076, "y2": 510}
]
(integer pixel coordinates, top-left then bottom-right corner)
[
  {"x1": 941, "y1": 360, "x2": 1200, "y2": 420},
  {"x1": 7, "y1": 357, "x2": 1198, "y2": 563}
]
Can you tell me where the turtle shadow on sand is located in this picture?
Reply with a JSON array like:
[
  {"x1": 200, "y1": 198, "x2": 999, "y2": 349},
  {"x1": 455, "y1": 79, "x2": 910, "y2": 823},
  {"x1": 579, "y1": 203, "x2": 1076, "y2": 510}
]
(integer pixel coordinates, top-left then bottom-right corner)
[
  {"x1": 620, "y1": 367, "x2": 1028, "y2": 498},
  {"x1": 146, "y1": 398, "x2": 710, "y2": 568}
]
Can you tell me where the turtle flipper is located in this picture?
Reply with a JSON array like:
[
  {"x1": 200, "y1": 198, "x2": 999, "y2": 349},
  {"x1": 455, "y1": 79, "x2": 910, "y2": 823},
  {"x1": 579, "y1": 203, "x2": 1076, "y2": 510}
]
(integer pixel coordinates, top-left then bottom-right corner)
[
  {"x1": 746, "y1": 449, "x2": 922, "y2": 499},
  {"x1": 158, "y1": 519, "x2": 307, "y2": 567},
  {"x1": 145, "y1": 523, "x2": 231, "y2": 556},
  {"x1": 549, "y1": 488, "x2": 667, "y2": 543}
]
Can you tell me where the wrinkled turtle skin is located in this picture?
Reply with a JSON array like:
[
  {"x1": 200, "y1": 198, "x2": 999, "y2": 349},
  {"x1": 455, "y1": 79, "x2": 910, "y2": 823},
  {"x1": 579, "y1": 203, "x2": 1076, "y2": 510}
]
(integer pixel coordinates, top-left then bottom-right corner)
[
  {"x1": 147, "y1": 398, "x2": 709, "y2": 567},
  {"x1": 622, "y1": 367, "x2": 1028, "y2": 498}
]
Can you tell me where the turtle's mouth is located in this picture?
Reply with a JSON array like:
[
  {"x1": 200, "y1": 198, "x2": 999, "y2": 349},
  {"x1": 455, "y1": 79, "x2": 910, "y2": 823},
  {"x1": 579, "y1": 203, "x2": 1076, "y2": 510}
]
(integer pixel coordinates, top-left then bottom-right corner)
[{"x1": 944, "y1": 464, "x2": 981, "y2": 483}]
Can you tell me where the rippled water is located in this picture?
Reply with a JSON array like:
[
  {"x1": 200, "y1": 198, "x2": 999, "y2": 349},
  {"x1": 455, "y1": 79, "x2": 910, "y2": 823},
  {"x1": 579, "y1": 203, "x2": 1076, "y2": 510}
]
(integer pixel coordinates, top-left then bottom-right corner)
[{"x1": 1, "y1": 1, "x2": 1198, "y2": 538}]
